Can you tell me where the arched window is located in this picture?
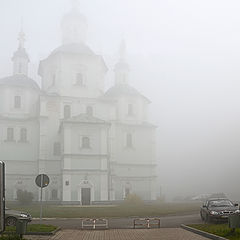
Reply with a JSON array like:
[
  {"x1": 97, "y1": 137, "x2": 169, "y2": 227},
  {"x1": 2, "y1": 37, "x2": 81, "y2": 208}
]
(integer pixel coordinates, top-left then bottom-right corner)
[
  {"x1": 86, "y1": 106, "x2": 93, "y2": 116},
  {"x1": 82, "y1": 137, "x2": 90, "y2": 148},
  {"x1": 52, "y1": 74, "x2": 56, "y2": 86},
  {"x1": 121, "y1": 73, "x2": 127, "y2": 83},
  {"x1": 20, "y1": 128, "x2": 27, "y2": 142},
  {"x1": 64, "y1": 105, "x2": 71, "y2": 119},
  {"x1": 7, "y1": 128, "x2": 14, "y2": 141},
  {"x1": 126, "y1": 133, "x2": 133, "y2": 148},
  {"x1": 76, "y1": 73, "x2": 84, "y2": 86},
  {"x1": 14, "y1": 96, "x2": 21, "y2": 109},
  {"x1": 18, "y1": 63, "x2": 22, "y2": 74}
]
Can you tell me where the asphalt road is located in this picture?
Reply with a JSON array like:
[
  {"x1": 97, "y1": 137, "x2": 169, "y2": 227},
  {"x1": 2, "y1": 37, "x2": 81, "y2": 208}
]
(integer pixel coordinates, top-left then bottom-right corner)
[{"x1": 31, "y1": 212, "x2": 203, "y2": 229}]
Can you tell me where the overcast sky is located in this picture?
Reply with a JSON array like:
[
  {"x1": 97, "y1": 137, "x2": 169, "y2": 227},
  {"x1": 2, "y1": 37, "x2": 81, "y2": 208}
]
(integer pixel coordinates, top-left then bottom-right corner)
[{"x1": 1, "y1": 0, "x2": 240, "y2": 200}]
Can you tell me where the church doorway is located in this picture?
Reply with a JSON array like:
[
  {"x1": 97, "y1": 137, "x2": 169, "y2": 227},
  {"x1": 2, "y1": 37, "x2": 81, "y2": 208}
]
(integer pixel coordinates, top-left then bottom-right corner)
[
  {"x1": 78, "y1": 180, "x2": 94, "y2": 205},
  {"x1": 81, "y1": 188, "x2": 91, "y2": 205}
]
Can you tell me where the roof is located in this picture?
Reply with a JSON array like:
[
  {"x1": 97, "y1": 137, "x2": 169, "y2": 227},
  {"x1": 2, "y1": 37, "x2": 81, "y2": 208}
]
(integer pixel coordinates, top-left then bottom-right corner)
[
  {"x1": 103, "y1": 84, "x2": 150, "y2": 103},
  {"x1": 50, "y1": 43, "x2": 95, "y2": 56},
  {"x1": 0, "y1": 74, "x2": 40, "y2": 90},
  {"x1": 62, "y1": 113, "x2": 109, "y2": 124}
]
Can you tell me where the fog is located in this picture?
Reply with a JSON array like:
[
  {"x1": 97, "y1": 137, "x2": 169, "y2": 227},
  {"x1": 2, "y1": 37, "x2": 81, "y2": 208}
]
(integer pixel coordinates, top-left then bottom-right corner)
[{"x1": 1, "y1": 0, "x2": 240, "y2": 201}]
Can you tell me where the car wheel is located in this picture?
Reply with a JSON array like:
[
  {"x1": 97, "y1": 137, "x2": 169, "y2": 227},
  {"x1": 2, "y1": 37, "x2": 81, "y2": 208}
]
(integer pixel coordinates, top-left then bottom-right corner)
[{"x1": 6, "y1": 217, "x2": 17, "y2": 226}]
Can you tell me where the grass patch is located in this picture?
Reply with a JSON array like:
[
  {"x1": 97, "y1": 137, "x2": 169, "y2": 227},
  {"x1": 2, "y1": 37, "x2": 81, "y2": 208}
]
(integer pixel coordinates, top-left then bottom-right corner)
[
  {"x1": 189, "y1": 224, "x2": 240, "y2": 240},
  {"x1": 5, "y1": 224, "x2": 57, "y2": 233},
  {"x1": 6, "y1": 202, "x2": 200, "y2": 218}
]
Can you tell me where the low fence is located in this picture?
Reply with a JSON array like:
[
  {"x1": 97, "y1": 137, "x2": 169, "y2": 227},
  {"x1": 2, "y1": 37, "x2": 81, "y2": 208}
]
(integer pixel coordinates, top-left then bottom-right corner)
[
  {"x1": 82, "y1": 218, "x2": 108, "y2": 229},
  {"x1": 133, "y1": 218, "x2": 160, "y2": 229}
]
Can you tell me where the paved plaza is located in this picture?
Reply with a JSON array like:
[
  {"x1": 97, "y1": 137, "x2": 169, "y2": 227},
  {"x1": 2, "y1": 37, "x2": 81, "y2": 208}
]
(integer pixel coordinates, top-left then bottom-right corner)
[{"x1": 25, "y1": 228, "x2": 210, "y2": 240}]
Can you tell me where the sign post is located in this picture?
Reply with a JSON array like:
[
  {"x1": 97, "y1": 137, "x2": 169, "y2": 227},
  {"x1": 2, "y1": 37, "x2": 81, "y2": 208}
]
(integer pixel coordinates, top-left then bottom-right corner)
[
  {"x1": 35, "y1": 174, "x2": 49, "y2": 221},
  {"x1": 0, "y1": 161, "x2": 5, "y2": 233}
]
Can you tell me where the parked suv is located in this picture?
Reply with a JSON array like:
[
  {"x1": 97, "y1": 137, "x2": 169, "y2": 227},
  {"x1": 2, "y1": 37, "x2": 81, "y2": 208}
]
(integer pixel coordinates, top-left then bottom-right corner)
[
  {"x1": 5, "y1": 208, "x2": 32, "y2": 226},
  {"x1": 200, "y1": 198, "x2": 239, "y2": 222}
]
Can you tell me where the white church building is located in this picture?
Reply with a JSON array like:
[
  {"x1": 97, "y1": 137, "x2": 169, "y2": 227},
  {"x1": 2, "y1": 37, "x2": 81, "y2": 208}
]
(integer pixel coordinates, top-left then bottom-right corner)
[{"x1": 0, "y1": 4, "x2": 158, "y2": 204}]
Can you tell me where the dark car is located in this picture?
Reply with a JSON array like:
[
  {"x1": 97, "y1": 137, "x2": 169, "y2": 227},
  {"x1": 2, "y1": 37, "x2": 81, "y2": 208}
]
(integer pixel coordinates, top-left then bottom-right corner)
[
  {"x1": 5, "y1": 208, "x2": 32, "y2": 226},
  {"x1": 200, "y1": 198, "x2": 239, "y2": 222}
]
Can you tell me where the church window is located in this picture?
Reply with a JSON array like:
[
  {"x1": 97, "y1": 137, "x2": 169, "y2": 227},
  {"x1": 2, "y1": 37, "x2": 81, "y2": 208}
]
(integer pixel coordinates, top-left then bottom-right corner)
[
  {"x1": 76, "y1": 73, "x2": 84, "y2": 86},
  {"x1": 14, "y1": 96, "x2": 21, "y2": 109},
  {"x1": 128, "y1": 104, "x2": 133, "y2": 116},
  {"x1": 126, "y1": 133, "x2": 133, "y2": 148},
  {"x1": 20, "y1": 128, "x2": 27, "y2": 142},
  {"x1": 52, "y1": 74, "x2": 56, "y2": 86},
  {"x1": 82, "y1": 137, "x2": 90, "y2": 148},
  {"x1": 6, "y1": 128, "x2": 14, "y2": 141},
  {"x1": 53, "y1": 142, "x2": 61, "y2": 156},
  {"x1": 18, "y1": 63, "x2": 22, "y2": 74},
  {"x1": 86, "y1": 106, "x2": 93, "y2": 116},
  {"x1": 64, "y1": 105, "x2": 71, "y2": 119}
]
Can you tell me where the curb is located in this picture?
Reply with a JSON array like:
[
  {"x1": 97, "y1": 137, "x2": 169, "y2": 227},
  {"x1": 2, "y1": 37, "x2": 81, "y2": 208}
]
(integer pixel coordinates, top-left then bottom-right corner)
[
  {"x1": 181, "y1": 224, "x2": 227, "y2": 240},
  {"x1": 25, "y1": 227, "x2": 61, "y2": 235},
  {"x1": 4, "y1": 227, "x2": 61, "y2": 236}
]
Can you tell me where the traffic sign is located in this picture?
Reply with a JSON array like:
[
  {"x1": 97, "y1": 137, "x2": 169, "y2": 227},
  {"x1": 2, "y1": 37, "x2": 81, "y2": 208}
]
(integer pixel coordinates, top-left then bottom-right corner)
[
  {"x1": 35, "y1": 174, "x2": 50, "y2": 188},
  {"x1": 35, "y1": 174, "x2": 50, "y2": 221}
]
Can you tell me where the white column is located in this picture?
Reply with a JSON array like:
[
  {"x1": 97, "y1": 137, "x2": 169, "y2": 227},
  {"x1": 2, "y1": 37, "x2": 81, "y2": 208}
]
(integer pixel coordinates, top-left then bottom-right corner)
[{"x1": 100, "y1": 174, "x2": 108, "y2": 200}]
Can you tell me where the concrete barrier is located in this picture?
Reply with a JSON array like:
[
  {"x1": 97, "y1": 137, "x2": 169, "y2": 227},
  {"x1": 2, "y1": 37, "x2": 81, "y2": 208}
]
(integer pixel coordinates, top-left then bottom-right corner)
[{"x1": 133, "y1": 218, "x2": 160, "y2": 229}]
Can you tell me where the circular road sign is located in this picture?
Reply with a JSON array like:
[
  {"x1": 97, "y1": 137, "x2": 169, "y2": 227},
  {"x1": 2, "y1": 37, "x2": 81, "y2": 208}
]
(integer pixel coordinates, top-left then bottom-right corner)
[{"x1": 35, "y1": 174, "x2": 50, "y2": 188}]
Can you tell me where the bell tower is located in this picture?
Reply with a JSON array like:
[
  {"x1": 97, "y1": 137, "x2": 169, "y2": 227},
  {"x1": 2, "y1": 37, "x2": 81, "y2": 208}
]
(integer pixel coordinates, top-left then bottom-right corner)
[{"x1": 12, "y1": 30, "x2": 29, "y2": 76}]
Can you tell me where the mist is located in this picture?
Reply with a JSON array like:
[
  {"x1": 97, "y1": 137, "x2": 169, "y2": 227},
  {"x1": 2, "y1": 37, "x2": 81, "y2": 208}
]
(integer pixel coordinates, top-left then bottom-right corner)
[{"x1": 1, "y1": 0, "x2": 240, "y2": 202}]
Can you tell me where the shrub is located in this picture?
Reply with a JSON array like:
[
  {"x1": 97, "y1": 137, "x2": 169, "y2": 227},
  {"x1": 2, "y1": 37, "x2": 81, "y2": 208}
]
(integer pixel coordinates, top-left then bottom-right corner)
[
  {"x1": 123, "y1": 193, "x2": 143, "y2": 206},
  {"x1": 16, "y1": 190, "x2": 34, "y2": 205},
  {"x1": 0, "y1": 234, "x2": 24, "y2": 240}
]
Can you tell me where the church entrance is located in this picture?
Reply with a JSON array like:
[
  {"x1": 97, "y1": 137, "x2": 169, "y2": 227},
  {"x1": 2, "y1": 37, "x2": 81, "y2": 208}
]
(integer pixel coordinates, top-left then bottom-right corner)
[{"x1": 81, "y1": 188, "x2": 91, "y2": 205}]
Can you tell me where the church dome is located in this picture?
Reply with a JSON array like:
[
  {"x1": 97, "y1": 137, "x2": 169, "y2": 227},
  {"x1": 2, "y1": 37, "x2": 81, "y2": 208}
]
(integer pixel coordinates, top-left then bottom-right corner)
[
  {"x1": 0, "y1": 74, "x2": 40, "y2": 90},
  {"x1": 104, "y1": 84, "x2": 150, "y2": 103},
  {"x1": 12, "y1": 48, "x2": 29, "y2": 60},
  {"x1": 50, "y1": 43, "x2": 95, "y2": 56}
]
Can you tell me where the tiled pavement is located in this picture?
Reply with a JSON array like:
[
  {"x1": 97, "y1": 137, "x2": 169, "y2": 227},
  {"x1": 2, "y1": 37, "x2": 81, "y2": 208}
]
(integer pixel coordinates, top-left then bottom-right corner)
[{"x1": 25, "y1": 228, "x2": 210, "y2": 240}]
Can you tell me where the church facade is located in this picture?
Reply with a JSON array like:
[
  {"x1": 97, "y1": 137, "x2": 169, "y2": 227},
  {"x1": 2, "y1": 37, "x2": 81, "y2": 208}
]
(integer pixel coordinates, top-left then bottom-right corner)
[{"x1": 0, "y1": 5, "x2": 158, "y2": 204}]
